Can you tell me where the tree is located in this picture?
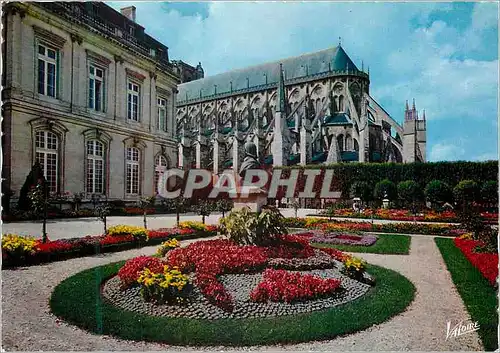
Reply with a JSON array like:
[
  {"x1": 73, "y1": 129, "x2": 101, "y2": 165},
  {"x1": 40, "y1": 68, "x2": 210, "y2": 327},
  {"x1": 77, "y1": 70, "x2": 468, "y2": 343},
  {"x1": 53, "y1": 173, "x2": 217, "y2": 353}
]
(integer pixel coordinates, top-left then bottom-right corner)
[
  {"x1": 28, "y1": 178, "x2": 49, "y2": 243},
  {"x1": 397, "y1": 180, "x2": 423, "y2": 210},
  {"x1": 350, "y1": 181, "x2": 373, "y2": 203},
  {"x1": 453, "y1": 180, "x2": 479, "y2": 211},
  {"x1": 373, "y1": 179, "x2": 397, "y2": 201},
  {"x1": 290, "y1": 198, "x2": 301, "y2": 218},
  {"x1": 481, "y1": 180, "x2": 498, "y2": 206},
  {"x1": 216, "y1": 199, "x2": 233, "y2": 218},
  {"x1": 424, "y1": 180, "x2": 452, "y2": 207},
  {"x1": 194, "y1": 200, "x2": 214, "y2": 224},
  {"x1": 18, "y1": 162, "x2": 45, "y2": 211},
  {"x1": 137, "y1": 196, "x2": 155, "y2": 229},
  {"x1": 95, "y1": 203, "x2": 111, "y2": 234}
]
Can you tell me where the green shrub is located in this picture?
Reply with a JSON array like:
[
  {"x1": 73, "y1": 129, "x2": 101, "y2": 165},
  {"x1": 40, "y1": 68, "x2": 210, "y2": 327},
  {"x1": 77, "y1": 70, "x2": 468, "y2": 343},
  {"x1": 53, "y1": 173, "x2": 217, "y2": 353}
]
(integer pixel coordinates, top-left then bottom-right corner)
[
  {"x1": 453, "y1": 180, "x2": 480, "y2": 208},
  {"x1": 350, "y1": 181, "x2": 373, "y2": 202},
  {"x1": 481, "y1": 180, "x2": 498, "y2": 205},
  {"x1": 424, "y1": 180, "x2": 453, "y2": 205},
  {"x1": 18, "y1": 162, "x2": 45, "y2": 211},
  {"x1": 219, "y1": 206, "x2": 287, "y2": 246},
  {"x1": 373, "y1": 179, "x2": 397, "y2": 201},
  {"x1": 397, "y1": 180, "x2": 423, "y2": 209}
]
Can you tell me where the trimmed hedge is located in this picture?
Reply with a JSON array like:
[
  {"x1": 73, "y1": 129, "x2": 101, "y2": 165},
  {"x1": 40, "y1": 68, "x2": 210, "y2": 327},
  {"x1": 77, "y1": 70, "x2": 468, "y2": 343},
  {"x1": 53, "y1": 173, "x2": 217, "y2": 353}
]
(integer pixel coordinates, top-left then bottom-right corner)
[
  {"x1": 276, "y1": 161, "x2": 498, "y2": 199},
  {"x1": 50, "y1": 262, "x2": 415, "y2": 346}
]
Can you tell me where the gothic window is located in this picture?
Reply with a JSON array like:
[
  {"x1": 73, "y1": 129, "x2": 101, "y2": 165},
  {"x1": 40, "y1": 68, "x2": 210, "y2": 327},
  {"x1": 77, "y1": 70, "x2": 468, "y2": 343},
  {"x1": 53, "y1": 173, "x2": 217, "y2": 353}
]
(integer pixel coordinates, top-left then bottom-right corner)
[
  {"x1": 354, "y1": 139, "x2": 359, "y2": 152},
  {"x1": 346, "y1": 134, "x2": 353, "y2": 150},
  {"x1": 89, "y1": 65, "x2": 105, "y2": 112},
  {"x1": 334, "y1": 96, "x2": 339, "y2": 112},
  {"x1": 154, "y1": 154, "x2": 168, "y2": 194},
  {"x1": 38, "y1": 44, "x2": 58, "y2": 97},
  {"x1": 126, "y1": 147, "x2": 140, "y2": 195},
  {"x1": 157, "y1": 97, "x2": 167, "y2": 131},
  {"x1": 336, "y1": 134, "x2": 344, "y2": 151},
  {"x1": 127, "y1": 81, "x2": 140, "y2": 121},
  {"x1": 339, "y1": 95, "x2": 344, "y2": 112},
  {"x1": 86, "y1": 140, "x2": 105, "y2": 194},
  {"x1": 35, "y1": 130, "x2": 58, "y2": 193}
]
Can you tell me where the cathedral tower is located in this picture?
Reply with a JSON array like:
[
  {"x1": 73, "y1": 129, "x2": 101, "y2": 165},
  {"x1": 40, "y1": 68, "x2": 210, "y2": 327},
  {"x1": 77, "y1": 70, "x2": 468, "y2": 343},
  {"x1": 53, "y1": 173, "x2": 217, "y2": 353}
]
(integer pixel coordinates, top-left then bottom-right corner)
[{"x1": 403, "y1": 99, "x2": 427, "y2": 162}]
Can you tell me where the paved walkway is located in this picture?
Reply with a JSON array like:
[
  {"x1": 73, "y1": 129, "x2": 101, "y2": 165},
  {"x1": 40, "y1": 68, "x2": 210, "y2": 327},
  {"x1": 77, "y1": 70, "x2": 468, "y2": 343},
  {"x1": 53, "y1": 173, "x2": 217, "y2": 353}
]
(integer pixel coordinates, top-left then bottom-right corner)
[
  {"x1": 1, "y1": 234, "x2": 483, "y2": 351},
  {"x1": 2, "y1": 208, "x2": 457, "y2": 240}
]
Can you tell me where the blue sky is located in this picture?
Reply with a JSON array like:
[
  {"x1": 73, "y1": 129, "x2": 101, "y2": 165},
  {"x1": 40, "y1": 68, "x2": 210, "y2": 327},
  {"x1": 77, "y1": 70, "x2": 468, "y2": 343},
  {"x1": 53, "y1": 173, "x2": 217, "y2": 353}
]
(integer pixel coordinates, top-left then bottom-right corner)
[{"x1": 109, "y1": 1, "x2": 498, "y2": 162}]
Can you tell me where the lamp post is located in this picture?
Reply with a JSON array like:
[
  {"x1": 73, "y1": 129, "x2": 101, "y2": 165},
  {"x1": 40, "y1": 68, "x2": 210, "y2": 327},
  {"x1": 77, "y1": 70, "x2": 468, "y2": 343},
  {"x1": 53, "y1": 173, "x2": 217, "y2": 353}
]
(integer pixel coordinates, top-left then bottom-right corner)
[{"x1": 382, "y1": 191, "x2": 390, "y2": 209}]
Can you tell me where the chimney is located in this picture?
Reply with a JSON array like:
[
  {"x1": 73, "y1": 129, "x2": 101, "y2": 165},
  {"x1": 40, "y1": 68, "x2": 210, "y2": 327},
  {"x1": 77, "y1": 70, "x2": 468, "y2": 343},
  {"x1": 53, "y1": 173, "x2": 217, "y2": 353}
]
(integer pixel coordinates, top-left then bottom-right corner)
[{"x1": 120, "y1": 6, "x2": 136, "y2": 22}]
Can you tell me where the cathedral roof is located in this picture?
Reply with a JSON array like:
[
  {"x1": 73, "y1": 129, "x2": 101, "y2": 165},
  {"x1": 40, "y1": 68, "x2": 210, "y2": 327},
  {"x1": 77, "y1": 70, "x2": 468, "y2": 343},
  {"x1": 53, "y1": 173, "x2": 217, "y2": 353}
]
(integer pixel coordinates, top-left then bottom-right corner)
[
  {"x1": 178, "y1": 45, "x2": 359, "y2": 102},
  {"x1": 323, "y1": 113, "x2": 352, "y2": 126}
]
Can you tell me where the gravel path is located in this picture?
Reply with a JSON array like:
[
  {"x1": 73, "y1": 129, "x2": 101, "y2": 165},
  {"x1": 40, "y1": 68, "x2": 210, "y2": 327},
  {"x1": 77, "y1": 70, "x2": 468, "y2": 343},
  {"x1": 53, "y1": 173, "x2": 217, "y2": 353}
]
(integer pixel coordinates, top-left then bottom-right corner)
[
  {"x1": 2, "y1": 208, "x2": 456, "y2": 240},
  {"x1": 2, "y1": 235, "x2": 483, "y2": 351}
]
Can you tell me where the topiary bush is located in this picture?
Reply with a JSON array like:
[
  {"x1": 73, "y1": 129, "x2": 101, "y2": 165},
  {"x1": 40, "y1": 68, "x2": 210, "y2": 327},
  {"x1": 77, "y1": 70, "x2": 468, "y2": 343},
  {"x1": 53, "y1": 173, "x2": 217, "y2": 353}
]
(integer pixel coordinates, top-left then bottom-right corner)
[
  {"x1": 453, "y1": 180, "x2": 480, "y2": 210},
  {"x1": 424, "y1": 180, "x2": 453, "y2": 206},
  {"x1": 350, "y1": 181, "x2": 373, "y2": 203},
  {"x1": 397, "y1": 180, "x2": 423, "y2": 209},
  {"x1": 373, "y1": 179, "x2": 397, "y2": 201},
  {"x1": 18, "y1": 162, "x2": 45, "y2": 211}
]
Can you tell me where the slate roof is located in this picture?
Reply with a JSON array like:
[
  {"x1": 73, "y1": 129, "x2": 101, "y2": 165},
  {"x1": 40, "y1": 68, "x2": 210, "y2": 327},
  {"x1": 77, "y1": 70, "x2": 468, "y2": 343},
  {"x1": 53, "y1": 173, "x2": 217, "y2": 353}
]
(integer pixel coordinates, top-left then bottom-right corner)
[
  {"x1": 178, "y1": 45, "x2": 359, "y2": 102},
  {"x1": 323, "y1": 113, "x2": 352, "y2": 126}
]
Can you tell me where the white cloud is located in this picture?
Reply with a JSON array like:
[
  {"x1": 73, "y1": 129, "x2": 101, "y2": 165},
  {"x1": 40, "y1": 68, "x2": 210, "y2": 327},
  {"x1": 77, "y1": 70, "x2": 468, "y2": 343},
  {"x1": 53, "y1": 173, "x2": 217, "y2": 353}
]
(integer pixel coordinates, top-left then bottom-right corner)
[
  {"x1": 106, "y1": 2, "x2": 498, "y2": 161},
  {"x1": 429, "y1": 142, "x2": 466, "y2": 161}
]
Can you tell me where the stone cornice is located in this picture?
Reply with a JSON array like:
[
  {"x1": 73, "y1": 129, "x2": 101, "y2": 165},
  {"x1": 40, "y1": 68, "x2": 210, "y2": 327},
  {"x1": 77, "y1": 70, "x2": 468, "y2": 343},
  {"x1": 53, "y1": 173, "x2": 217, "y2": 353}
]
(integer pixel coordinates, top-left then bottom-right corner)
[
  {"x1": 156, "y1": 86, "x2": 171, "y2": 98},
  {"x1": 33, "y1": 25, "x2": 66, "y2": 48},
  {"x1": 86, "y1": 49, "x2": 112, "y2": 67},
  {"x1": 125, "y1": 68, "x2": 146, "y2": 82}
]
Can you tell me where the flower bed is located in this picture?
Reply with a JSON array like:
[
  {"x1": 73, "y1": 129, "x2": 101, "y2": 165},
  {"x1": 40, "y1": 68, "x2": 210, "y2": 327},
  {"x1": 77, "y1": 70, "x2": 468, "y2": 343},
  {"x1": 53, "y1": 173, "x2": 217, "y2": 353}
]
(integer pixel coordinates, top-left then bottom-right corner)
[
  {"x1": 164, "y1": 234, "x2": 367, "y2": 311},
  {"x1": 321, "y1": 208, "x2": 498, "y2": 223},
  {"x1": 118, "y1": 256, "x2": 166, "y2": 288},
  {"x1": 311, "y1": 232, "x2": 378, "y2": 246},
  {"x1": 453, "y1": 238, "x2": 498, "y2": 286},
  {"x1": 282, "y1": 217, "x2": 465, "y2": 236},
  {"x1": 2, "y1": 226, "x2": 217, "y2": 268},
  {"x1": 250, "y1": 269, "x2": 342, "y2": 303}
]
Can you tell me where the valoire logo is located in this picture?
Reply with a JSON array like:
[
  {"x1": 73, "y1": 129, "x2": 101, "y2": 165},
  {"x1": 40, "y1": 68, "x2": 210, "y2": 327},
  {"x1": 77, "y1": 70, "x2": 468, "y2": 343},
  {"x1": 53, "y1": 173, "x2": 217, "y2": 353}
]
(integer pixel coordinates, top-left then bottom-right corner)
[{"x1": 446, "y1": 320, "x2": 480, "y2": 340}]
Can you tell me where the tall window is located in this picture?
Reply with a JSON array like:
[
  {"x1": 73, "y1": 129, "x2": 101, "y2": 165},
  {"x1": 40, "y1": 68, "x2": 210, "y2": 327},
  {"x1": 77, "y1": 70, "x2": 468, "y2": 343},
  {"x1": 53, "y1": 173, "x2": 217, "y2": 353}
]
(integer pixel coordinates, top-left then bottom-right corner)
[
  {"x1": 89, "y1": 65, "x2": 104, "y2": 111},
  {"x1": 86, "y1": 140, "x2": 104, "y2": 194},
  {"x1": 157, "y1": 97, "x2": 167, "y2": 131},
  {"x1": 154, "y1": 155, "x2": 168, "y2": 194},
  {"x1": 126, "y1": 147, "x2": 140, "y2": 194},
  {"x1": 38, "y1": 44, "x2": 57, "y2": 97},
  {"x1": 127, "y1": 82, "x2": 140, "y2": 121},
  {"x1": 35, "y1": 131, "x2": 58, "y2": 193}
]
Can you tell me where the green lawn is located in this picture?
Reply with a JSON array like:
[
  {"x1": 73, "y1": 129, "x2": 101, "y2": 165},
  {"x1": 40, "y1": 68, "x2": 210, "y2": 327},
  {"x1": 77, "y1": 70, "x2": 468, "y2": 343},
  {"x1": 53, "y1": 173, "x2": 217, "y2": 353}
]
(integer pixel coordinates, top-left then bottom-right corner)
[
  {"x1": 435, "y1": 237, "x2": 498, "y2": 351},
  {"x1": 50, "y1": 261, "x2": 415, "y2": 346},
  {"x1": 312, "y1": 234, "x2": 411, "y2": 255}
]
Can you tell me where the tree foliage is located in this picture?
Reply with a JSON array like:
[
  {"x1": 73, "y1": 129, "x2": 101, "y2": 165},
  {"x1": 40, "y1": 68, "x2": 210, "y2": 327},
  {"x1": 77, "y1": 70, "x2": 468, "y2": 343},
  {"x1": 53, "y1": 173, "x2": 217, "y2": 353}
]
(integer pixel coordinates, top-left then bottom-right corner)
[
  {"x1": 374, "y1": 179, "x2": 397, "y2": 201},
  {"x1": 350, "y1": 181, "x2": 373, "y2": 202},
  {"x1": 453, "y1": 180, "x2": 480, "y2": 205},
  {"x1": 18, "y1": 162, "x2": 46, "y2": 211},
  {"x1": 481, "y1": 180, "x2": 498, "y2": 205},
  {"x1": 424, "y1": 180, "x2": 453, "y2": 204},
  {"x1": 397, "y1": 180, "x2": 423, "y2": 208}
]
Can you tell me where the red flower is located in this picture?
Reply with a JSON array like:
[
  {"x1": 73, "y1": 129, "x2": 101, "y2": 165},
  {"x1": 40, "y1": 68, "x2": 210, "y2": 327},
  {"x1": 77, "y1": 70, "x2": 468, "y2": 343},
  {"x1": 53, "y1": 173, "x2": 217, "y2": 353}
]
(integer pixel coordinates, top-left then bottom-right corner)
[
  {"x1": 250, "y1": 269, "x2": 341, "y2": 303},
  {"x1": 454, "y1": 238, "x2": 498, "y2": 286},
  {"x1": 117, "y1": 256, "x2": 166, "y2": 288}
]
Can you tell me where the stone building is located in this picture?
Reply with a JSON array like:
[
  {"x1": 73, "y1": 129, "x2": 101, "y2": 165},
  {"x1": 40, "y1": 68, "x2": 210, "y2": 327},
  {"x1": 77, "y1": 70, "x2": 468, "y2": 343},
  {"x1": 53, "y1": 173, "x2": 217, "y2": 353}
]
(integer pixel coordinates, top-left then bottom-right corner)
[
  {"x1": 175, "y1": 45, "x2": 426, "y2": 173},
  {"x1": 2, "y1": 2, "x2": 180, "y2": 203}
]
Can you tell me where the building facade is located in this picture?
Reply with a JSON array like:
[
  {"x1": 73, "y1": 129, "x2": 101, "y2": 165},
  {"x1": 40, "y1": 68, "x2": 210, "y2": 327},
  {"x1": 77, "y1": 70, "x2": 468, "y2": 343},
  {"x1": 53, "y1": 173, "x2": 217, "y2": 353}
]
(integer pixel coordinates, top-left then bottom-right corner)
[
  {"x1": 175, "y1": 45, "x2": 426, "y2": 173},
  {"x1": 2, "y1": 2, "x2": 180, "y2": 203}
]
